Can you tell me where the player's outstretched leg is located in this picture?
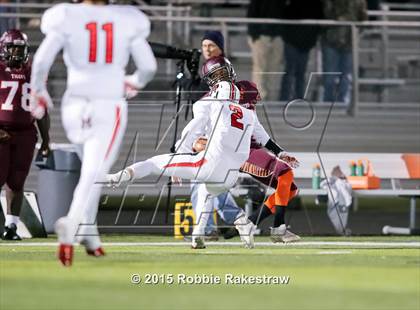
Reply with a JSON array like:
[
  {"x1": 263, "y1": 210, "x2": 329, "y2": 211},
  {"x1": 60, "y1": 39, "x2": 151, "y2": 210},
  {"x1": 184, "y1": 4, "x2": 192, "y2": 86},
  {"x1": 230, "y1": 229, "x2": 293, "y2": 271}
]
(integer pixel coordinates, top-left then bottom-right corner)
[{"x1": 106, "y1": 152, "x2": 210, "y2": 187}]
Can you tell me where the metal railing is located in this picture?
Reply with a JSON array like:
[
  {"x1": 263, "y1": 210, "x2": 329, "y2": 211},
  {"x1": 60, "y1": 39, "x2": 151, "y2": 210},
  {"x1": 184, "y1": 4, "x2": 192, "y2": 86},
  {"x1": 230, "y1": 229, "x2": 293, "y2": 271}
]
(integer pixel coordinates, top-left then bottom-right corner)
[
  {"x1": 0, "y1": 2, "x2": 193, "y2": 74},
  {"x1": 1, "y1": 3, "x2": 419, "y2": 112}
]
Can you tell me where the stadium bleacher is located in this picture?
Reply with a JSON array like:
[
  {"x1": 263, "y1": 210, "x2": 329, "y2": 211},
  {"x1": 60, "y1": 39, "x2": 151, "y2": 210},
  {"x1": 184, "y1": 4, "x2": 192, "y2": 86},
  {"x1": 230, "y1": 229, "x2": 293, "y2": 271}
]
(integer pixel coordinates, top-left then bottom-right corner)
[
  {"x1": 1, "y1": 3, "x2": 420, "y2": 309},
  {"x1": 1, "y1": 1, "x2": 419, "y2": 235}
]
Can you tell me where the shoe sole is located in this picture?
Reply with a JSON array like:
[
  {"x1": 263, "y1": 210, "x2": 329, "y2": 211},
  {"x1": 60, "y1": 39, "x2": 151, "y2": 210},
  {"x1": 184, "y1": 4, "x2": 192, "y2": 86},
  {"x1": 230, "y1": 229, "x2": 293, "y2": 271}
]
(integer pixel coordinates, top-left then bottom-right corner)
[
  {"x1": 271, "y1": 236, "x2": 301, "y2": 243},
  {"x1": 282, "y1": 236, "x2": 301, "y2": 243},
  {"x1": 1, "y1": 234, "x2": 22, "y2": 241},
  {"x1": 270, "y1": 237, "x2": 283, "y2": 243}
]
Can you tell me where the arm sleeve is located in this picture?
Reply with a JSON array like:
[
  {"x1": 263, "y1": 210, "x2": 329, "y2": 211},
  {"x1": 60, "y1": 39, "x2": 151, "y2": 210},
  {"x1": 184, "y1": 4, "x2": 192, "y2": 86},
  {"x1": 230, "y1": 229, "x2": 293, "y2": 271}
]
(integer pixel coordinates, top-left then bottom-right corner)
[
  {"x1": 126, "y1": 12, "x2": 157, "y2": 89},
  {"x1": 252, "y1": 113, "x2": 284, "y2": 155},
  {"x1": 31, "y1": 33, "x2": 64, "y2": 93},
  {"x1": 31, "y1": 5, "x2": 66, "y2": 93},
  {"x1": 264, "y1": 139, "x2": 284, "y2": 156},
  {"x1": 252, "y1": 115, "x2": 271, "y2": 146},
  {"x1": 127, "y1": 39, "x2": 157, "y2": 89}
]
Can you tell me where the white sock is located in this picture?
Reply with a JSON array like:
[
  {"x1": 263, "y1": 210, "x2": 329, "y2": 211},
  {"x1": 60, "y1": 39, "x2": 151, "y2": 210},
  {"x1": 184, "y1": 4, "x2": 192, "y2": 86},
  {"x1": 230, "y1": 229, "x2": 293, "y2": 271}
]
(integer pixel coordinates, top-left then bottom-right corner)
[
  {"x1": 129, "y1": 161, "x2": 156, "y2": 180},
  {"x1": 109, "y1": 168, "x2": 132, "y2": 184},
  {"x1": 76, "y1": 224, "x2": 101, "y2": 250},
  {"x1": 55, "y1": 217, "x2": 78, "y2": 245},
  {"x1": 5, "y1": 215, "x2": 19, "y2": 227}
]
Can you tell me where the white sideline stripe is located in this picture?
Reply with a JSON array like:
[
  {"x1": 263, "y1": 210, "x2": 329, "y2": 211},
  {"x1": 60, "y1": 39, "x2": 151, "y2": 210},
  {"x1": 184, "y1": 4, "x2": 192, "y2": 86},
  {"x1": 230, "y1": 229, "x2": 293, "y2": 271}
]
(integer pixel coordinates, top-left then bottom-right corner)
[
  {"x1": 317, "y1": 250, "x2": 353, "y2": 254},
  {"x1": 1, "y1": 241, "x2": 419, "y2": 247}
]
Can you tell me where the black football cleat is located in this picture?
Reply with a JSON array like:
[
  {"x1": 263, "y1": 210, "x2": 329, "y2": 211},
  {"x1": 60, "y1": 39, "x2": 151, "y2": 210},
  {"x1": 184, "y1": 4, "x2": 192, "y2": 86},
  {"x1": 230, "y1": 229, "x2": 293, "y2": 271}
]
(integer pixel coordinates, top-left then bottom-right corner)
[
  {"x1": 223, "y1": 227, "x2": 239, "y2": 240},
  {"x1": 1, "y1": 223, "x2": 22, "y2": 241}
]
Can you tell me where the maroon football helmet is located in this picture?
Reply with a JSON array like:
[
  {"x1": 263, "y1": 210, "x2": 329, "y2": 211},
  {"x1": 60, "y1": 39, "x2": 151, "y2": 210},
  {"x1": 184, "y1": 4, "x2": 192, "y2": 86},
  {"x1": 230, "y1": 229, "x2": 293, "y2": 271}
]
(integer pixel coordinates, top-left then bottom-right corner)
[
  {"x1": 201, "y1": 56, "x2": 236, "y2": 87},
  {"x1": 236, "y1": 80, "x2": 261, "y2": 111},
  {"x1": 0, "y1": 29, "x2": 29, "y2": 68}
]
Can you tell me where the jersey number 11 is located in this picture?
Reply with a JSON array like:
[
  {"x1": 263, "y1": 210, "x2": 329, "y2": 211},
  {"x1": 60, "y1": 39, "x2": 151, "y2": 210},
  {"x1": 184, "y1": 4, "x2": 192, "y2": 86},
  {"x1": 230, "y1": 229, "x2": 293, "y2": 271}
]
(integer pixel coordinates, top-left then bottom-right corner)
[{"x1": 85, "y1": 22, "x2": 114, "y2": 64}]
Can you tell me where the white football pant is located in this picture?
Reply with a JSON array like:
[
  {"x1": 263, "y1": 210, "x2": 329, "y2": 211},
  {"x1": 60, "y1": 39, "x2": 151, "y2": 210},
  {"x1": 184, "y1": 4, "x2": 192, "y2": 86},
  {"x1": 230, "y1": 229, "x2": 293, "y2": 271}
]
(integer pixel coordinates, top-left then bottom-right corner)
[{"x1": 60, "y1": 96, "x2": 127, "y2": 247}]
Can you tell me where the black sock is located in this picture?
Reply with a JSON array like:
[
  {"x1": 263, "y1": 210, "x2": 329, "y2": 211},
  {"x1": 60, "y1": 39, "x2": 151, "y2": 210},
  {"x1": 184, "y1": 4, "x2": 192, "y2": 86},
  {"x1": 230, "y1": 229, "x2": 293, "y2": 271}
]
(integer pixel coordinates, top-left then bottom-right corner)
[
  {"x1": 249, "y1": 205, "x2": 272, "y2": 225},
  {"x1": 273, "y1": 206, "x2": 286, "y2": 227}
]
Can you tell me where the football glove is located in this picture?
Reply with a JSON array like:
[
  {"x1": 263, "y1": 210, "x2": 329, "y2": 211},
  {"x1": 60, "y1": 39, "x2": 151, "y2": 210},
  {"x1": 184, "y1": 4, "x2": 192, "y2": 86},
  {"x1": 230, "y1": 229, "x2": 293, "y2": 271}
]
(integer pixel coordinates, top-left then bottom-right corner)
[
  {"x1": 192, "y1": 136, "x2": 208, "y2": 152},
  {"x1": 0, "y1": 129, "x2": 11, "y2": 143},
  {"x1": 124, "y1": 73, "x2": 144, "y2": 99},
  {"x1": 30, "y1": 90, "x2": 53, "y2": 120},
  {"x1": 124, "y1": 81, "x2": 139, "y2": 99},
  {"x1": 278, "y1": 151, "x2": 300, "y2": 169}
]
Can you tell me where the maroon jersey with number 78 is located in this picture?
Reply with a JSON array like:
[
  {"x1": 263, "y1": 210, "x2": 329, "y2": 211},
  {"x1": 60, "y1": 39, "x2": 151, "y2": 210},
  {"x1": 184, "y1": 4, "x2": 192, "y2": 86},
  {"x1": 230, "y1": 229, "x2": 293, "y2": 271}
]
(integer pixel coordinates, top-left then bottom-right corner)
[{"x1": 0, "y1": 61, "x2": 34, "y2": 129}]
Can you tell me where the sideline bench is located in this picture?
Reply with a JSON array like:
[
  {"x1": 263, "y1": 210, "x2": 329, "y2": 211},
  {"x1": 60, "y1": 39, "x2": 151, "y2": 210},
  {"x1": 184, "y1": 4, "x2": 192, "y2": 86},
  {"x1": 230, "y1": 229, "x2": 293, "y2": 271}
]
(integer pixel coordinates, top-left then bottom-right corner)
[{"x1": 234, "y1": 152, "x2": 420, "y2": 235}]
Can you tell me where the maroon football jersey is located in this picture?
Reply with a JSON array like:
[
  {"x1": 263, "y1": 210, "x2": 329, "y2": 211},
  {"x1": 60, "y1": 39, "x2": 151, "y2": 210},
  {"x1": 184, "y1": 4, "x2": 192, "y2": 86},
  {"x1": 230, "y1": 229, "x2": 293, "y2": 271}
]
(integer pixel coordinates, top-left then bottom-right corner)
[{"x1": 0, "y1": 61, "x2": 34, "y2": 129}]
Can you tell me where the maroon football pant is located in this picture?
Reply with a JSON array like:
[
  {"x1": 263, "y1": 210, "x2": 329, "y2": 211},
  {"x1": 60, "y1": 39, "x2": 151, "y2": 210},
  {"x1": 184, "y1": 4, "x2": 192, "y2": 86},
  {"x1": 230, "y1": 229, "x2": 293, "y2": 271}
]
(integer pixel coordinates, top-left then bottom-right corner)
[
  {"x1": 245, "y1": 148, "x2": 298, "y2": 214},
  {"x1": 0, "y1": 127, "x2": 37, "y2": 191}
]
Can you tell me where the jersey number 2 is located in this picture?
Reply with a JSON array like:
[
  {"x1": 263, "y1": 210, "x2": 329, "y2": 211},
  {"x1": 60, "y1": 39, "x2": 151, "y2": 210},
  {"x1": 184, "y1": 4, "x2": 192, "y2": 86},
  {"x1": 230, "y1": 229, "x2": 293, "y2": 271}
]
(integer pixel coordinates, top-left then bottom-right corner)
[
  {"x1": 229, "y1": 104, "x2": 244, "y2": 130},
  {"x1": 86, "y1": 22, "x2": 113, "y2": 63}
]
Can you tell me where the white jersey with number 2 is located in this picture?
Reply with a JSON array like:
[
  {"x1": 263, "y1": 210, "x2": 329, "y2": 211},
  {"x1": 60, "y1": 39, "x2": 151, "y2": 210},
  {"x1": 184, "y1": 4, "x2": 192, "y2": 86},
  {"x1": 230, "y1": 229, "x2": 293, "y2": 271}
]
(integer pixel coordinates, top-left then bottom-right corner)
[{"x1": 177, "y1": 81, "x2": 256, "y2": 164}]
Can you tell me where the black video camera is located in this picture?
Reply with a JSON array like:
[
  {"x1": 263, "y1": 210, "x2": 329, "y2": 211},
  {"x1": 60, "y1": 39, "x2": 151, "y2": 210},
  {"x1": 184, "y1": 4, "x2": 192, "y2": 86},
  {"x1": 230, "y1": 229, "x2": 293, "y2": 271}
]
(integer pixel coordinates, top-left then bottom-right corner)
[{"x1": 149, "y1": 42, "x2": 201, "y2": 79}]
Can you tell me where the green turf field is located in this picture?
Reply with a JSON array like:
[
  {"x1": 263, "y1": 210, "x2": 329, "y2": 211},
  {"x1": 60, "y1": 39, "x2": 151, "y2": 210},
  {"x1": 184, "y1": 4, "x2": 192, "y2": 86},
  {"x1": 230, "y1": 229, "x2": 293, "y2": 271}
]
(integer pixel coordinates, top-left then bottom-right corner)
[{"x1": 1, "y1": 236, "x2": 419, "y2": 310}]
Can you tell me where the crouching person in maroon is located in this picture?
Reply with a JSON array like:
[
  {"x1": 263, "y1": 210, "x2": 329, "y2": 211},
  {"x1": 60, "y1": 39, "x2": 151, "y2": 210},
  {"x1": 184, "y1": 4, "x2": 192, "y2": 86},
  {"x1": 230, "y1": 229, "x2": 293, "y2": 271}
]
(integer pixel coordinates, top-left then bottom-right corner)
[
  {"x1": 236, "y1": 80, "x2": 300, "y2": 243},
  {"x1": 0, "y1": 29, "x2": 50, "y2": 240}
]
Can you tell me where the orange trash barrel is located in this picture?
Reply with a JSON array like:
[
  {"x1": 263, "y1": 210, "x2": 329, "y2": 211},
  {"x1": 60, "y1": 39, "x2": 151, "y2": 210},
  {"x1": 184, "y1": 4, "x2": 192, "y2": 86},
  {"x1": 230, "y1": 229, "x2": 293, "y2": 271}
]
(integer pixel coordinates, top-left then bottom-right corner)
[{"x1": 402, "y1": 153, "x2": 420, "y2": 178}]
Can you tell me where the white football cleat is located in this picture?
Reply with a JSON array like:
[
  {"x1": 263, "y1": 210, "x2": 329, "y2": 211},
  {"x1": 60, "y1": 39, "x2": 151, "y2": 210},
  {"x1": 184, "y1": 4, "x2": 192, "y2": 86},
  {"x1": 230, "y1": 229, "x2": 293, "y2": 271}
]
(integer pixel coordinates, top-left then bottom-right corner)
[
  {"x1": 234, "y1": 216, "x2": 257, "y2": 249},
  {"x1": 106, "y1": 168, "x2": 133, "y2": 188},
  {"x1": 191, "y1": 236, "x2": 206, "y2": 249},
  {"x1": 270, "y1": 224, "x2": 301, "y2": 243}
]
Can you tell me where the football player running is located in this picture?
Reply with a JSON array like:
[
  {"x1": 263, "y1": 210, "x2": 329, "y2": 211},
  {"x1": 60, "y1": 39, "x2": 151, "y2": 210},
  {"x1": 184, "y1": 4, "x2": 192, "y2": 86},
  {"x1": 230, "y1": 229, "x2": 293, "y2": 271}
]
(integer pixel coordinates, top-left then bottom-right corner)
[
  {"x1": 106, "y1": 56, "x2": 258, "y2": 249},
  {"x1": 30, "y1": 0, "x2": 157, "y2": 266},
  {"x1": 0, "y1": 29, "x2": 50, "y2": 241}
]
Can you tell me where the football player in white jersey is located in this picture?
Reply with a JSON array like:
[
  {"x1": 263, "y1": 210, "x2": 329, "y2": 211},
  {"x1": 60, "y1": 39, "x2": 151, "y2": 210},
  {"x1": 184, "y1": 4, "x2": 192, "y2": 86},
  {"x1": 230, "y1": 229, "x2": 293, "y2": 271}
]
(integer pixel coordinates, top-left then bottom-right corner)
[
  {"x1": 107, "y1": 56, "x2": 258, "y2": 248},
  {"x1": 30, "y1": 0, "x2": 157, "y2": 266}
]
